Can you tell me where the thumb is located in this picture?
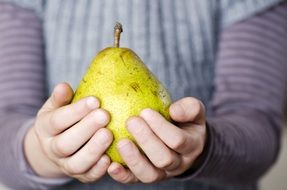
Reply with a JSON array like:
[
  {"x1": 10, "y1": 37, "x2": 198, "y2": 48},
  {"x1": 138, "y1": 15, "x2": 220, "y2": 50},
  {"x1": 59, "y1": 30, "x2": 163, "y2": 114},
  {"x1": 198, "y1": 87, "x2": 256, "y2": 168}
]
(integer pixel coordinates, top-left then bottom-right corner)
[
  {"x1": 41, "y1": 82, "x2": 74, "y2": 112},
  {"x1": 169, "y1": 97, "x2": 205, "y2": 125}
]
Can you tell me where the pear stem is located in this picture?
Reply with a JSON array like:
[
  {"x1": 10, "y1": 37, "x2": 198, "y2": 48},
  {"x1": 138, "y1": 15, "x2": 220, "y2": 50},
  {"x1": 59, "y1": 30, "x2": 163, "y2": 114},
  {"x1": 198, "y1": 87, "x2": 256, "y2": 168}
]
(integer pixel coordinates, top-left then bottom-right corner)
[{"x1": 114, "y1": 22, "x2": 123, "y2": 48}]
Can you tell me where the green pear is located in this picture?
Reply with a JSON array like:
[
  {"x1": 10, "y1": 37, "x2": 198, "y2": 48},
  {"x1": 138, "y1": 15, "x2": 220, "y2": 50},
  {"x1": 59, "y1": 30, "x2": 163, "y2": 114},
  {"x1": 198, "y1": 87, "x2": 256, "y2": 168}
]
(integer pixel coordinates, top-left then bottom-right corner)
[{"x1": 72, "y1": 22, "x2": 172, "y2": 165}]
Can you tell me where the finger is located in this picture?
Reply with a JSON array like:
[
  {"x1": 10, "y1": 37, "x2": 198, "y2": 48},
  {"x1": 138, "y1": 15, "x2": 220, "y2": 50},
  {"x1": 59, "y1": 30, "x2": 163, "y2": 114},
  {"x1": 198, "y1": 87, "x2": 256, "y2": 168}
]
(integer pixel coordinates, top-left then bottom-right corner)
[
  {"x1": 140, "y1": 109, "x2": 193, "y2": 154},
  {"x1": 169, "y1": 97, "x2": 205, "y2": 125},
  {"x1": 108, "y1": 162, "x2": 138, "y2": 184},
  {"x1": 117, "y1": 139, "x2": 166, "y2": 183},
  {"x1": 75, "y1": 155, "x2": 111, "y2": 183},
  {"x1": 179, "y1": 122, "x2": 207, "y2": 155},
  {"x1": 40, "y1": 83, "x2": 74, "y2": 113},
  {"x1": 43, "y1": 96, "x2": 100, "y2": 136},
  {"x1": 51, "y1": 109, "x2": 110, "y2": 157},
  {"x1": 60, "y1": 128, "x2": 113, "y2": 175},
  {"x1": 127, "y1": 117, "x2": 181, "y2": 171}
]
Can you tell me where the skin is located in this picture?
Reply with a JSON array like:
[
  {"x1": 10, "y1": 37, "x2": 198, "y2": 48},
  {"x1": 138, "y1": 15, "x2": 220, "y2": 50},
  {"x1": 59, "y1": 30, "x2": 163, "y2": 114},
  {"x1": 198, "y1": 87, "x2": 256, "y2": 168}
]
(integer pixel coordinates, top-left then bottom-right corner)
[
  {"x1": 24, "y1": 83, "x2": 113, "y2": 183},
  {"x1": 108, "y1": 96, "x2": 207, "y2": 183},
  {"x1": 24, "y1": 83, "x2": 206, "y2": 183}
]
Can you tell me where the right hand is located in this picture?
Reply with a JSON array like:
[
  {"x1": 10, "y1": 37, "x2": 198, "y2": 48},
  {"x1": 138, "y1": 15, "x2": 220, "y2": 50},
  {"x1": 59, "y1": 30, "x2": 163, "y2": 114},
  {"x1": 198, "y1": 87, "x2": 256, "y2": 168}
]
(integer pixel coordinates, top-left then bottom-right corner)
[{"x1": 24, "y1": 83, "x2": 113, "y2": 183}]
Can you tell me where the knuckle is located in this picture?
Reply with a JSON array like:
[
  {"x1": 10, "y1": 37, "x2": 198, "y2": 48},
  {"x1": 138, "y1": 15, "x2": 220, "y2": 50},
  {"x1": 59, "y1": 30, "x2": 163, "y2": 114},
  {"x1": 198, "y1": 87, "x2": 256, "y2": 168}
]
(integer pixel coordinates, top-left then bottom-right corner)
[
  {"x1": 84, "y1": 158, "x2": 109, "y2": 182},
  {"x1": 63, "y1": 160, "x2": 83, "y2": 175},
  {"x1": 155, "y1": 155, "x2": 174, "y2": 169},
  {"x1": 52, "y1": 138, "x2": 72, "y2": 157},
  {"x1": 170, "y1": 136, "x2": 186, "y2": 151},
  {"x1": 138, "y1": 130, "x2": 152, "y2": 144},
  {"x1": 128, "y1": 157, "x2": 141, "y2": 168},
  {"x1": 86, "y1": 143, "x2": 99, "y2": 156},
  {"x1": 86, "y1": 172, "x2": 102, "y2": 181},
  {"x1": 117, "y1": 144, "x2": 144, "y2": 175},
  {"x1": 125, "y1": 151, "x2": 142, "y2": 168},
  {"x1": 129, "y1": 120, "x2": 151, "y2": 142},
  {"x1": 136, "y1": 127, "x2": 147, "y2": 138},
  {"x1": 91, "y1": 130, "x2": 113, "y2": 153}
]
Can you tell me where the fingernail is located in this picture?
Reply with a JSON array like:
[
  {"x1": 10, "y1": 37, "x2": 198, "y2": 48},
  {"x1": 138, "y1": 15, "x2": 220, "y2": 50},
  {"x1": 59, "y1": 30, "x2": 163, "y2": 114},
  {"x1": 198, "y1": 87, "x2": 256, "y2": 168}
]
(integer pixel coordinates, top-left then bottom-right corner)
[
  {"x1": 98, "y1": 130, "x2": 109, "y2": 143},
  {"x1": 172, "y1": 104, "x2": 184, "y2": 116},
  {"x1": 53, "y1": 84, "x2": 61, "y2": 94},
  {"x1": 126, "y1": 117, "x2": 137, "y2": 129},
  {"x1": 111, "y1": 166, "x2": 121, "y2": 175},
  {"x1": 94, "y1": 110, "x2": 108, "y2": 125},
  {"x1": 140, "y1": 108, "x2": 153, "y2": 118},
  {"x1": 87, "y1": 97, "x2": 99, "y2": 109},
  {"x1": 99, "y1": 155, "x2": 110, "y2": 165},
  {"x1": 117, "y1": 139, "x2": 132, "y2": 154},
  {"x1": 126, "y1": 117, "x2": 144, "y2": 135}
]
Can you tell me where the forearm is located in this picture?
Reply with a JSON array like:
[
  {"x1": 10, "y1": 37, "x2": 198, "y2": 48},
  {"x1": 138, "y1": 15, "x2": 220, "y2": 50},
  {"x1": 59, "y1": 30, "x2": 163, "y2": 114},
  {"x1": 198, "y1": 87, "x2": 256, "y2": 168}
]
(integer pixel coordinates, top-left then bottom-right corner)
[
  {"x1": 0, "y1": 3, "x2": 68, "y2": 189},
  {"x1": 192, "y1": 2, "x2": 287, "y2": 185},
  {"x1": 205, "y1": 111, "x2": 280, "y2": 184}
]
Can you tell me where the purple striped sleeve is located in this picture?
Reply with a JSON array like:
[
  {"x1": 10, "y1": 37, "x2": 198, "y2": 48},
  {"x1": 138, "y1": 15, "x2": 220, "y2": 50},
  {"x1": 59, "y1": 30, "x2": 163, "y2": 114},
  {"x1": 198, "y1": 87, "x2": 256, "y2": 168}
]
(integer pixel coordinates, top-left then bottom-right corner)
[
  {"x1": 188, "y1": 2, "x2": 287, "y2": 185},
  {"x1": 1, "y1": 1, "x2": 287, "y2": 189},
  {"x1": 0, "y1": 3, "x2": 70, "y2": 190}
]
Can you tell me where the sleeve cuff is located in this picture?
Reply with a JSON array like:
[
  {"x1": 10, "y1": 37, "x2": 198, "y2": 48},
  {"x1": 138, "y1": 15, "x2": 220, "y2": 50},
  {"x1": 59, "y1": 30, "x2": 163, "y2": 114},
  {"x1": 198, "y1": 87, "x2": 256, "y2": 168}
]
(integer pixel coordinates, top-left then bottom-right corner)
[{"x1": 15, "y1": 118, "x2": 72, "y2": 189}]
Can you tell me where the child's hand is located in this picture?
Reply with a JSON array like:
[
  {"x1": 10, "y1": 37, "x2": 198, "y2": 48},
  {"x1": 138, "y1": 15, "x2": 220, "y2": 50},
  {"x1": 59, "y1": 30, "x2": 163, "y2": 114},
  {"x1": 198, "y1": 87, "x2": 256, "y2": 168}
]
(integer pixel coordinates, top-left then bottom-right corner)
[
  {"x1": 24, "y1": 83, "x2": 113, "y2": 183},
  {"x1": 107, "y1": 97, "x2": 206, "y2": 183}
]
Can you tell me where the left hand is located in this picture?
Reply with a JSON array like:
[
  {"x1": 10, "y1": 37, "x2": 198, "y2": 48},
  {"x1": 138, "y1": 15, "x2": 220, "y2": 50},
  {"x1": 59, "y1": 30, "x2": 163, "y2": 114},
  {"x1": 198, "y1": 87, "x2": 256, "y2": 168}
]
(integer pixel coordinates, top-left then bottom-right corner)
[{"x1": 107, "y1": 97, "x2": 207, "y2": 183}]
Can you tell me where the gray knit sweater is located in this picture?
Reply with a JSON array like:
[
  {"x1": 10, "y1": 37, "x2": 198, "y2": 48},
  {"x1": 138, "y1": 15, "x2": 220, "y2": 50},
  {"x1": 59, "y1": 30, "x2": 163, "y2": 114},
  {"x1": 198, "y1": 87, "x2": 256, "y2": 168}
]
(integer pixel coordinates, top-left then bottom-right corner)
[{"x1": 0, "y1": 0, "x2": 287, "y2": 190}]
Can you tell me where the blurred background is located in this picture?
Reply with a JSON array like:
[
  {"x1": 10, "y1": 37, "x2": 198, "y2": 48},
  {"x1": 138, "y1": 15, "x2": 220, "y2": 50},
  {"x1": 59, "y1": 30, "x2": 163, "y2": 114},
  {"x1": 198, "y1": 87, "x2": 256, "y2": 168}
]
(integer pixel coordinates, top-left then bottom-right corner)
[
  {"x1": 261, "y1": 101, "x2": 287, "y2": 190},
  {"x1": 260, "y1": 120, "x2": 287, "y2": 190}
]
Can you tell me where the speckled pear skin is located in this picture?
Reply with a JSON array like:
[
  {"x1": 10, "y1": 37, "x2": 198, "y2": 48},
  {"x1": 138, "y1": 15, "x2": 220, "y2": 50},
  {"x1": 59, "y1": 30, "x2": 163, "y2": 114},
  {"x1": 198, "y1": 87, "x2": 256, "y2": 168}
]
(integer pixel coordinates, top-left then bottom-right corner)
[{"x1": 72, "y1": 47, "x2": 172, "y2": 165}]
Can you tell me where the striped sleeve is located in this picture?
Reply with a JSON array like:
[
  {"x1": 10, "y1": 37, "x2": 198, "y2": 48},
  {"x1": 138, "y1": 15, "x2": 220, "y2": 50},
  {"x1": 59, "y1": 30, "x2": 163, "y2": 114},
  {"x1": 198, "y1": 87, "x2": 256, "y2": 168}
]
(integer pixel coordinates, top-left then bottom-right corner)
[
  {"x1": 220, "y1": 0, "x2": 283, "y2": 28},
  {"x1": 191, "y1": 2, "x2": 287, "y2": 184},
  {"x1": 0, "y1": 3, "x2": 69, "y2": 190},
  {"x1": 0, "y1": 0, "x2": 44, "y2": 18}
]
